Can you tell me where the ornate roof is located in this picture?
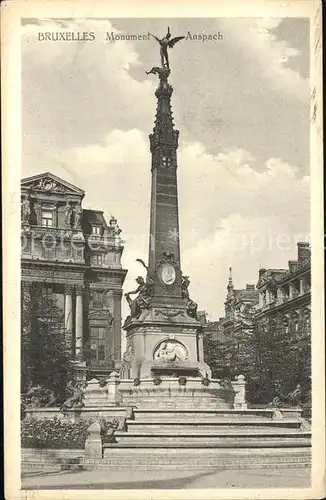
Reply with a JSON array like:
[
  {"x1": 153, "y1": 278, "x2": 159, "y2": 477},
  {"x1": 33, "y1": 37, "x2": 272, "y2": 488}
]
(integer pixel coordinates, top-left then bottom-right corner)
[{"x1": 21, "y1": 172, "x2": 85, "y2": 196}]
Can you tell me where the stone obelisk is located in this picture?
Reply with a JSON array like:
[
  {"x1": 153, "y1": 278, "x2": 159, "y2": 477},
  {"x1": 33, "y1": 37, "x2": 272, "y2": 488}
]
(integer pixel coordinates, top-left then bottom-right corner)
[
  {"x1": 122, "y1": 32, "x2": 211, "y2": 383},
  {"x1": 148, "y1": 67, "x2": 183, "y2": 305}
]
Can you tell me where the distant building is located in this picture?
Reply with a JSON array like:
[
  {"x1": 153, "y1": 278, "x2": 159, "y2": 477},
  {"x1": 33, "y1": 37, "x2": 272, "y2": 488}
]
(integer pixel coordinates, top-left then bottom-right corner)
[
  {"x1": 204, "y1": 319, "x2": 226, "y2": 342},
  {"x1": 255, "y1": 242, "x2": 311, "y2": 335},
  {"x1": 222, "y1": 268, "x2": 260, "y2": 337},
  {"x1": 203, "y1": 268, "x2": 259, "y2": 342},
  {"x1": 207, "y1": 241, "x2": 311, "y2": 343},
  {"x1": 21, "y1": 172, "x2": 127, "y2": 377}
]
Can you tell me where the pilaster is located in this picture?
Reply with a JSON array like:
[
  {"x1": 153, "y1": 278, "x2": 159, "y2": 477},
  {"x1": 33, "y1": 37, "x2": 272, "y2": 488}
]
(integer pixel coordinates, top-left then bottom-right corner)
[
  {"x1": 112, "y1": 290, "x2": 122, "y2": 361},
  {"x1": 75, "y1": 285, "x2": 84, "y2": 360},
  {"x1": 64, "y1": 284, "x2": 74, "y2": 353}
]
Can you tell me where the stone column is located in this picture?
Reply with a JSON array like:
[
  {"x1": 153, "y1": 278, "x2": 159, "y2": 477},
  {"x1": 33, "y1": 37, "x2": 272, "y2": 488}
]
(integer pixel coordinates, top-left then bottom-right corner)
[
  {"x1": 33, "y1": 202, "x2": 41, "y2": 226},
  {"x1": 21, "y1": 281, "x2": 32, "y2": 388},
  {"x1": 299, "y1": 278, "x2": 305, "y2": 295},
  {"x1": 276, "y1": 287, "x2": 282, "y2": 304},
  {"x1": 112, "y1": 290, "x2": 122, "y2": 361},
  {"x1": 75, "y1": 285, "x2": 84, "y2": 360},
  {"x1": 289, "y1": 283, "x2": 294, "y2": 299},
  {"x1": 265, "y1": 289, "x2": 270, "y2": 305},
  {"x1": 65, "y1": 284, "x2": 74, "y2": 353},
  {"x1": 258, "y1": 292, "x2": 264, "y2": 308}
]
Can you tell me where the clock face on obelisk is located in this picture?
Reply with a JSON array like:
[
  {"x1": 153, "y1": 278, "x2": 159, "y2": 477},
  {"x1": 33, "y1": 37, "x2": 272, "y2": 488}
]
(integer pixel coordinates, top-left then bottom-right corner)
[
  {"x1": 161, "y1": 155, "x2": 172, "y2": 168},
  {"x1": 159, "y1": 263, "x2": 176, "y2": 285}
]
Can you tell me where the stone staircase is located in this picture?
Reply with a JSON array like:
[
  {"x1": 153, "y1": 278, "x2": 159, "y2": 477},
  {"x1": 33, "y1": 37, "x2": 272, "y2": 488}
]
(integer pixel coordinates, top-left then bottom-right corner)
[
  {"x1": 21, "y1": 449, "x2": 84, "y2": 475},
  {"x1": 95, "y1": 408, "x2": 311, "y2": 470}
]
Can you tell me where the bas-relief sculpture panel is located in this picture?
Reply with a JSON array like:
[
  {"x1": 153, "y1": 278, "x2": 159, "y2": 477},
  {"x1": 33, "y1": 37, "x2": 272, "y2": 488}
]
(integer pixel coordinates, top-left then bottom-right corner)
[{"x1": 153, "y1": 339, "x2": 188, "y2": 364}]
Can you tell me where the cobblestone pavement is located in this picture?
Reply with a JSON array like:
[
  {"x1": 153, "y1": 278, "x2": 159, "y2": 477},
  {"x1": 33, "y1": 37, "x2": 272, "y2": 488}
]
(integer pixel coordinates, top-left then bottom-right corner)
[{"x1": 22, "y1": 467, "x2": 311, "y2": 490}]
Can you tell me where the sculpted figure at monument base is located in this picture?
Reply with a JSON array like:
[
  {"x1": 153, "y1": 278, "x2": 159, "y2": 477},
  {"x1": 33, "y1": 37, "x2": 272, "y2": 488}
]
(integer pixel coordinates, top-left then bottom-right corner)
[{"x1": 125, "y1": 276, "x2": 154, "y2": 319}]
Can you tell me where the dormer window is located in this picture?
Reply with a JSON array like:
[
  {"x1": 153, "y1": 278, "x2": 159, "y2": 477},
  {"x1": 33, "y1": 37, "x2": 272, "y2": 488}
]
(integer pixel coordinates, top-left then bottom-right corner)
[{"x1": 92, "y1": 226, "x2": 101, "y2": 235}]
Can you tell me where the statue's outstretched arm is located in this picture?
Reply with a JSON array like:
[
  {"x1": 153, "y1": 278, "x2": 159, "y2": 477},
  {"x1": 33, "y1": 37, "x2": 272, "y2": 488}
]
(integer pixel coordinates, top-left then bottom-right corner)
[
  {"x1": 126, "y1": 286, "x2": 141, "y2": 296},
  {"x1": 149, "y1": 33, "x2": 161, "y2": 43}
]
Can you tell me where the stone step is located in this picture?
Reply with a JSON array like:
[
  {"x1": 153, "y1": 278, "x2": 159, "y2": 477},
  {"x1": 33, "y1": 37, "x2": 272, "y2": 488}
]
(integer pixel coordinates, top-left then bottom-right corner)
[
  {"x1": 112, "y1": 431, "x2": 311, "y2": 446},
  {"x1": 21, "y1": 454, "x2": 83, "y2": 464},
  {"x1": 96, "y1": 447, "x2": 311, "y2": 470},
  {"x1": 126, "y1": 419, "x2": 302, "y2": 432},
  {"x1": 21, "y1": 461, "x2": 84, "y2": 474},
  {"x1": 21, "y1": 464, "x2": 62, "y2": 475},
  {"x1": 133, "y1": 408, "x2": 302, "y2": 420},
  {"x1": 128, "y1": 400, "x2": 232, "y2": 409}
]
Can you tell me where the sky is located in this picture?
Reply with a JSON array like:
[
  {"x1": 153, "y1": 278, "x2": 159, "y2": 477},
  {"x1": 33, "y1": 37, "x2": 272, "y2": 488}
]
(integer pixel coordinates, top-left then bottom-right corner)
[{"x1": 21, "y1": 17, "x2": 310, "y2": 322}]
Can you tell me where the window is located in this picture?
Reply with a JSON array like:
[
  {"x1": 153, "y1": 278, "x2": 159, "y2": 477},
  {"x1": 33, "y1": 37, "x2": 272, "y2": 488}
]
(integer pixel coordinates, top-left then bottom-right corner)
[
  {"x1": 92, "y1": 254, "x2": 103, "y2": 266},
  {"x1": 92, "y1": 226, "x2": 101, "y2": 235},
  {"x1": 73, "y1": 247, "x2": 84, "y2": 260},
  {"x1": 42, "y1": 284, "x2": 53, "y2": 297},
  {"x1": 42, "y1": 210, "x2": 54, "y2": 227},
  {"x1": 90, "y1": 327, "x2": 106, "y2": 364},
  {"x1": 92, "y1": 290, "x2": 103, "y2": 308}
]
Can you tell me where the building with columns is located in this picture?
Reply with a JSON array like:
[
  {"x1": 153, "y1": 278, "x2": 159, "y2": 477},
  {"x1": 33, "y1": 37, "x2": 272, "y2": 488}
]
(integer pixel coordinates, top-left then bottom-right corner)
[
  {"x1": 205, "y1": 242, "x2": 311, "y2": 344},
  {"x1": 255, "y1": 242, "x2": 311, "y2": 335},
  {"x1": 21, "y1": 172, "x2": 127, "y2": 378}
]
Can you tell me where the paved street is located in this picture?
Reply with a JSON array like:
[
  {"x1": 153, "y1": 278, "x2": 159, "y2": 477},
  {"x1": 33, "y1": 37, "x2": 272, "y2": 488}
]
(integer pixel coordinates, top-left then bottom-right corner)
[{"x1": 22, "y1": 467, "x2": 311, "y2": 490}]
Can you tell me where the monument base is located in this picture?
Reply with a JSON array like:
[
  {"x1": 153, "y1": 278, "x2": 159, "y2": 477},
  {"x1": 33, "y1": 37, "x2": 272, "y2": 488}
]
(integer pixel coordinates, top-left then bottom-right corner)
[{"x1": 118, "y1": 377, "x2": 234, "y2": 409}]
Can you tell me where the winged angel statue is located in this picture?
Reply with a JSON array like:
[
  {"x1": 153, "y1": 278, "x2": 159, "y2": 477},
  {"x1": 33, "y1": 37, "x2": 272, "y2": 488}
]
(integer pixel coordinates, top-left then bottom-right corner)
[{"x1": 149, "y1": 27, "x2": 185, "y2": 70}]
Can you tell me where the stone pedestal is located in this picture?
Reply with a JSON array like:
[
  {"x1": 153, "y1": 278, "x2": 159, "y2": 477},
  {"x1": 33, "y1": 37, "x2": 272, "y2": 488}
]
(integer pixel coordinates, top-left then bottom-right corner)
[
  {"x1": 231, "y1": 375, "x2": 248, "y2": 410},
  {"x1": 107, "y1": 371, "x2": 122, "y2": 405},
  {"x1": 83, "y1": 378, "x2": 107, "y2": 407},
  {"x1": 124, "y1": 307, "x2": 211, "y2": 382},
  {"x1": 84, "y1": 421, "x2": 103, "y2": 458},
  {"x1": 118, "y1": 377, "x2": 234, "y2": 409},
  {"x1": 71, "y1": 360, "x2": 87, "y2": 383}
]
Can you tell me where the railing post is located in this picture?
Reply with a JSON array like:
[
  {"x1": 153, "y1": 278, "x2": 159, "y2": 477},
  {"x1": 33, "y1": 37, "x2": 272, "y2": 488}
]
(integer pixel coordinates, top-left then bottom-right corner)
[
  {"x1": 232, "y1": 374, "x2": 248, "y2": 409},
  {"x1": 84, "y1": 420, "x2": 103, "y2": 458},
  {"x1": 107, "y1": 371, "x2": 121, "y2": 405}
]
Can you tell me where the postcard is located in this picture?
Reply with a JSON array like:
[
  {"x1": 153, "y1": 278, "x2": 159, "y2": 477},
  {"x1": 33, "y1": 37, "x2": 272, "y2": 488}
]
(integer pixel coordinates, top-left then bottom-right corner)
[{"x1": 2, "y1": 1, "x2": 324, "y2": 499}]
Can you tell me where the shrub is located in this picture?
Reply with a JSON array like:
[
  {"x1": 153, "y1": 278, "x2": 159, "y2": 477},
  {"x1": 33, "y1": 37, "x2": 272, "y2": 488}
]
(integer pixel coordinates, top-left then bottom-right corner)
[{"x1": 21, "y1": 417, "x2": 91, "y2": 449}]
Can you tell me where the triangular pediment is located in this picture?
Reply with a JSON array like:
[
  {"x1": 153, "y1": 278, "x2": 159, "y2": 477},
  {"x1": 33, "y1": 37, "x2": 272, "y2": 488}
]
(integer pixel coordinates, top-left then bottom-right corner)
[
  {"x1": 21, "y1": 172, "x2": 85, "y2": 196},
  {"x1": 89, "y1": 310, "x2": 113, "y2": 322}
]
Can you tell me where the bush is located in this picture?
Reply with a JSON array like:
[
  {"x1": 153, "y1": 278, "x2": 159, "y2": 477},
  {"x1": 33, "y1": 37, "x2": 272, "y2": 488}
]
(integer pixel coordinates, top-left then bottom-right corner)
[{"x1": 21, "y1": 417, "x2": 91, "y2": 449}]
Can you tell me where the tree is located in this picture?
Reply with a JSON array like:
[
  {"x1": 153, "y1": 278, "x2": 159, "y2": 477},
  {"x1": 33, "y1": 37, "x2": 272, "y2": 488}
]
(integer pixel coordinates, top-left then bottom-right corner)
[
  {"x1": 203, "y1": 335, "x2": 230, "y2": 379},
  {"x1": 203, "y1": 307, "x2": 311, "y2": 406},
  {"x1": 21, "y1": 283, "x2": 74, "y2": 404}
]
